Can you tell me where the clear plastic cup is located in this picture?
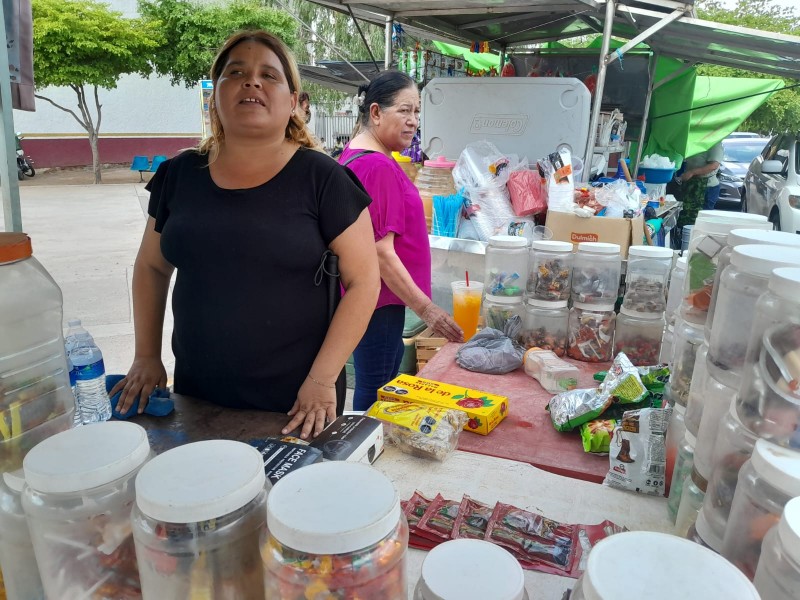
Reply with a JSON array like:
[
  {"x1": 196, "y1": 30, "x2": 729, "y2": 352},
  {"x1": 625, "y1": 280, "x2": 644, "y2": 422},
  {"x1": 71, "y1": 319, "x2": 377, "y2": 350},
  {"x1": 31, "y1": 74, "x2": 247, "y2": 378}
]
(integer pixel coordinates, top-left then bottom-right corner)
[{"x1": 451, "y1": 281, "x2": 483, "y2": 341}]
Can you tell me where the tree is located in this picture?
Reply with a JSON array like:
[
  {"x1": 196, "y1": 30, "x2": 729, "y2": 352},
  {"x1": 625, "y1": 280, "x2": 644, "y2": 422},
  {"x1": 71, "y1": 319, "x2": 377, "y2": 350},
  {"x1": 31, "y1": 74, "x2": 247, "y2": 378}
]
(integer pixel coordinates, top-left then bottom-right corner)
[{"x1": 32, "y1": 0, "x2": 161, "y2": 183}]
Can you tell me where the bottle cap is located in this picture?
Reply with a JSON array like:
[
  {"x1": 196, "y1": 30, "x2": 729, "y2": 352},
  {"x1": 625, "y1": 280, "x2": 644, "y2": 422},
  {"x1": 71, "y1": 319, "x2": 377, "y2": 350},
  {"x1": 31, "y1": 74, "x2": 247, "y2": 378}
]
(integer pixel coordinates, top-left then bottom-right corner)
[
  {"x1": 750, "y1": 439, "x2": 800, "y2": 498},
  {"x1": 627, "y1": 245, "x2": 673, "y2": 259},
  {"x1": 777, "y1": 496, "x2": 800, "y2": 567},
  {"x1": 489, "y1": 235, "x2": 528, "y2": 249},
  {"x1": 577, "y1": 242, "x2": 620, "y2": 254},
  {"x1": 0, "y1": 233, "x2": 32, "y2": 264},
  {"x1": 727, "y1": 228, "x2": 800, "y2": 249},
  {"x1": 423, "y1": 156, "x2": 456, "y2": 168},
  {"x1": 730, "y1": 245, "x2": 800, "y2": 278},
  {"x1": 531, "y1": 240, "x2": 572, "y2": 252},
  {"x1": 769, "y1": 268, "x2": 800, "y2": 301},
  {"x1": 391, "y1": 151, "x2": 411, "y2": 163}
]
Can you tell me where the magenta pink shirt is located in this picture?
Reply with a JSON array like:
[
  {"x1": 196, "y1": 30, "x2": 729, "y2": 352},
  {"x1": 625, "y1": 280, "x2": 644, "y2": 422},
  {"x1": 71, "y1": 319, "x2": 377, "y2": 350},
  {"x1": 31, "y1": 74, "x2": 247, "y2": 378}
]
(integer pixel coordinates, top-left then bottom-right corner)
[{"x1": 340, "y1": 146, "x2": 431, "y2": 309}]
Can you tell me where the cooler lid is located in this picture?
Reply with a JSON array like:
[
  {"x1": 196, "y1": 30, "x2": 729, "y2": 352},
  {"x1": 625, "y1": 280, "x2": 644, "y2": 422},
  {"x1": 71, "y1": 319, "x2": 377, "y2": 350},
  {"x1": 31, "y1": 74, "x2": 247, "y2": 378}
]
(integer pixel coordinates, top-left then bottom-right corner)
[
  {"x1": 769, "y1": 268, "x2": 800, "y2": 300},
  {"x1": 730, "y1": 245, "x2": 800, "y2": 277},
  {"x1": 750, "y1": 439, "x2": 800, "y2": 498},
  {"x1": 778, "y1": 496, "x2": 800, "y2": 567},
  {"x1": 135, "y1": 440, "x2": 265, "y2": 523},
  {"x1": 0, "y1": 232, "x2": 32, "y2": 263}
]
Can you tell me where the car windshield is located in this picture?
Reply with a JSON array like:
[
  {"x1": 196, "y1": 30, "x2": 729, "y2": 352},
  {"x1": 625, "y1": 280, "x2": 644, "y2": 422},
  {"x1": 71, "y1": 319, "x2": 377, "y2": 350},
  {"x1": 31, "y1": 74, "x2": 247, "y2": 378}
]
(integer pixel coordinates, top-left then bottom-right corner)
[{"x1": 723, "y1": 143, "x2": 765, "y2": 163}]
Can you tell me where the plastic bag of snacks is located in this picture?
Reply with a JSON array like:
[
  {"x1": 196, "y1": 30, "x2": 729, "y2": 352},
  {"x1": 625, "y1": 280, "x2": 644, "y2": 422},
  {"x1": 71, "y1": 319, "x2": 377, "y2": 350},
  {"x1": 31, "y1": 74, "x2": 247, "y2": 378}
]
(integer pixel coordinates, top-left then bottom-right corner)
[
  {"x1": 598, "y1": 353, "x2": 648, "y2": 404},
  {"x1": 452, "y1": 495, "x2": 494, "y2": 540},
  {"x1": 416, "y1": 494, "x2": 460, "y2": 543},
  {"x1": 548, "y1": 388, "x2": 611, "y2": 432},
  {"x1": 507, "y1": 161, "x2": 547, "y2": 217},
  {"x1": 365, "y1": 401, "x2": 467, "y2": 462},
  {"x1": 581, "y1": 419, "x2": 616, "y2": 453}
]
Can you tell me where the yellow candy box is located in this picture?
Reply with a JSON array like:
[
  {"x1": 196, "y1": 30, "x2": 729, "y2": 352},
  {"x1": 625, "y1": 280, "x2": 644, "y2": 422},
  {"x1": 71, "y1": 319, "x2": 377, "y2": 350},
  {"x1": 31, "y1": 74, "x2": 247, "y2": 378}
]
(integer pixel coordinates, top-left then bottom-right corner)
[{"x1": 377, "y1": 375, "x2": 508, "y2": 435}]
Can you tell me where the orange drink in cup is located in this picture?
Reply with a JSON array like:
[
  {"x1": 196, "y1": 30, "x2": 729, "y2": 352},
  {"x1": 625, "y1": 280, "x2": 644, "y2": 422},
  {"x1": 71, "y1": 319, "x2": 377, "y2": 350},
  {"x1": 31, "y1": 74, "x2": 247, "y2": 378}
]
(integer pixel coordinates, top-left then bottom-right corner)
[{"x1": 451, "y1": 281, "x2": 483, "y2": 341}]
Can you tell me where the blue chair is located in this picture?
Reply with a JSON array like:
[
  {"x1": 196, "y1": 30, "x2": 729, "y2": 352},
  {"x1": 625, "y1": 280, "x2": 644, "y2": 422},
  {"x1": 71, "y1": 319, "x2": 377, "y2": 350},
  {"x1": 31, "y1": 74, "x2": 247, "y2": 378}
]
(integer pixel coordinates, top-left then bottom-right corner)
[
  {"x1": 130, "y1": 155, "x2": 150, "y2": 182},
  {"x1": 149, "y1": 155, "x2": 168, "y2": 173}
]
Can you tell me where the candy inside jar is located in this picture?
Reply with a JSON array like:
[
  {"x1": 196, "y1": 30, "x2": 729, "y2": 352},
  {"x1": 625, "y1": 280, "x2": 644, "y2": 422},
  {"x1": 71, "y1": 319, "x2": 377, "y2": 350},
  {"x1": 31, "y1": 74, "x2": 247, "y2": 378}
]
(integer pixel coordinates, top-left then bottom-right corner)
[
  {"x1": 263, "y1": 462, "x2": 408, "y2": 600},
  {"x1": 484, "y1": 235, "x2": 528, "y2": 298},
  {"x1": 520, "y1": 298, "x2": 569, "y2": 355},
  {"x1": 571, "y1": 242, "x2": 621, "y2": 306},
  {"x1": 567, "y1": 303, "x2": 616, "y2": 363},
  {"x1": 527, "y1": 240, "x2": 573, "y2": 302},
  {"x1": 484, "y1": 295, "x2": 525, "y2": 332},
  {"x1": 613, "y1": 308, "x2": 665, "y2": 367}
]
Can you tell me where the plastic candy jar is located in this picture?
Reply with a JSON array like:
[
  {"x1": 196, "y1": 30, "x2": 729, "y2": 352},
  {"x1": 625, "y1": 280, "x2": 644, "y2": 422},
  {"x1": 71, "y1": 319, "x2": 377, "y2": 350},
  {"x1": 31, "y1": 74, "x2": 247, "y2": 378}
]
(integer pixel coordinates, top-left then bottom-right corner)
[
  {"x1": 668, "y1": 429, "x2": 696, "y2": 524},
  {"x1": 571, "y1": 242, "x2": 621, "y2": 306},
  {"x1": 483, "y1": 295, "x2": 524, "y2": 333},
  {"x1": 669, "y1": 315, "x2": 705, "y2": 407},
  {"x1": 569, "y1": 531, "x2": 759, "y2": 600},
  {"x1": 484, "y1": 235, "x2": 528, "y2": 298},
  {"x1": 665, "y1": 402, "x2": 686, "y2": 480},
  {"x1": 665, "y1": 256, "x2": 687, "y2": 326},
  {"x1": 263, "y1": 462, "x2": 408, "y2": 599},
  {"x1": 675, "y1": 466, "x2": 707, "y2": 537},
  {"x1": 684, "y1": 343, "x2": 710, "y2": 435},
  {"x1": 707, "y1": 245, "x2": 800, "y2": 390},
  {"x1": 22, "y1": 422, "x2": 152, "y2": 600},
  {"x1": 0, "y1": 470, "x2": 44, "y2": 600},
  {"x1": 613, "y1": 308, "x2": 665, "y2": 366},
  {"x1": 660, "y1": 325, "x2": 674, "y2": 365},
  {"x1": 721, "y1": 439, "x2": 800, "y2": 580},
  {"x1": 567, "y1": 303, "x2": 616, "y2": 363},
  {"x1": 526, "y1": 240, "x2": 573, "y2": 301},
  {"x1": 414, "y1": 156, "x2": 456, "y2": 233},
  {"x1": 625, "y1": 245, "x2": 673, "y2": 302},
  {"x1": 688, "y1": 210, "x2": 769, "y2": 248},
  {"x1": 414, "y1": 539, "x2": 529, "y2": 600},
  {"x1": 753, "y1": 496, "x2": 800, "y2": 600},
  {"x1": 0, "y1": 233, "x2": 75, "y2": 473},
  {"x1": 692, "y1": 374, "x2": 737, "y2": 482},
  {"x1": 132, "y1": 440, "x2": 267, "y2": 600},
  {"x1": 520, "y1": 299, "x2": 568, "y2": 355}
]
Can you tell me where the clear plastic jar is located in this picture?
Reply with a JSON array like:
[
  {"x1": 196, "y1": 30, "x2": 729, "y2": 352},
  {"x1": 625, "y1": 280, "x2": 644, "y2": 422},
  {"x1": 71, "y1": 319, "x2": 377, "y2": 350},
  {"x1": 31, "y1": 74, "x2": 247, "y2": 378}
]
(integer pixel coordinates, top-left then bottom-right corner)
[
  {"x1": 666, "y1": 256, "x2": 687, "y2": 326},
  {"x1": 705, "y1": 228, "x2": 800, "y2": 340},
  {"x1": 692, "y1": 507, "x2": 722, "y2": 551},
  {"x1": 570, "y1": 531, "x2": 759, "y2": 600},
  {"x1": 753, "y1": 496, "x2": 800, "y2": 600},
  {"x1": 699, "y1": 401, "x2": 759, "y2": 556},
  {"x1": 414, "y1": 539, "x2": 529, "y2": 600},
  {"x1": 392, "y1": 151, "x2": 418, "y2": 182},
  {"x1": 613, "y1": 308, "x2": 664, "y2": 366},
  {"x1": 721, "y1": 439, "x2": 800, "y2": 580},
  {"x1": 22, "y1": 422, "x2": 152, "y2": 600},
  {"x1": 707, "y1": 245, "x2": 800, "y2": 390},
  {"x1": 676, "y1": 466, "x2": 707, "y2": 537},
  {"x1": 567, "y1": 303, "x2": 616, "y2": 363},
  {"x1": 571, "y1": 242, "x2": 622, "y2": 306},
  {"x1": 483, "y1": 295, "x2": 524, "y2": 332},
  {"x1": 684, "y1": 343, "x2": 710, "y2": 435},
  {"x1": 484, "y1": 235, "x2": 528, "y2": 298},
  {"x1": 668, "y1": 429, "x2": 696, "y2": 524},
  {"x1": 526, "y1": 240, "x2": 573, "y2": 301},
  {"x1": 625, "y1": 245, "x2": 673, "y2": 307},
  {"x1": 692, "y1": 374, "x2": 737, "y2": 482},
  {"x1": 0, "y1": 233, "x2": 75, "y2": 473},
  {"x1": 670, "y1": 315, "x2": 705, "y2": 407},
  {"x1": 689, "y1": 210, "x2": 770, "y2": 247},
  {"x1": 520, "y1": 299, "x2": 568, "y2": 355},
  {"x1": 132, "y1": 440, "x2": 267, "y2": 600},
  {"x1": 660, "y1": 325, "x2": 674, "y2": 365},
  {"x1": 263, "y1": 462, "x2": 408, "y2": 599},
  {"x1": 0, "y1": 470, "x2": 44, "y2": 600},
  {"x1": 415, "y1": 156, "x2": 456, "y2": 233}
]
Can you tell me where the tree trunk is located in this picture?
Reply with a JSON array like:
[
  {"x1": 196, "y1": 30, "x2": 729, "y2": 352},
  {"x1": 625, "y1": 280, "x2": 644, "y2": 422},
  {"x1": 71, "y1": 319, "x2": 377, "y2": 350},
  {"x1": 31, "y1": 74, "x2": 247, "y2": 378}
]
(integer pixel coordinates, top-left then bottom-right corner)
[{"x1": 89, "y1": 132, "x2": 101, "y2": 184}]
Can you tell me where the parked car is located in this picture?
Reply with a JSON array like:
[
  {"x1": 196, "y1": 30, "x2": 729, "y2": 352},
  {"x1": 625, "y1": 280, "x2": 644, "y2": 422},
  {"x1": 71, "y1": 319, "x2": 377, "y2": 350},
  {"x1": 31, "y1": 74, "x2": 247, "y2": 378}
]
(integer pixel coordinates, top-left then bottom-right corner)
[
  {"x1": 743, "y1": 132, "x2": 800, "y2": 232},
  {"x1": 726, "y1": 132, "x2": 762, "y2": 139},
  {"x1": 717, "y1": 136, "x2": 770, "y2": 210}
]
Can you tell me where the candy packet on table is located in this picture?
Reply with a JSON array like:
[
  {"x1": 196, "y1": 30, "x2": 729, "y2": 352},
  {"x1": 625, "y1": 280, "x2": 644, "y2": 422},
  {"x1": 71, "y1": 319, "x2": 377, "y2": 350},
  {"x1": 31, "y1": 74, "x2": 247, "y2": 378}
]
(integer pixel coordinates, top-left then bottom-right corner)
[
  {"x1": 598, "y1": 353, "x2": 648, "y2": 404},
  {"x1": 547, "y1": 388, "x2": 612, "y2": 432},
  {"x1": 403, "y1": 490, "x2": 433, "y2": 530},
  {"x1": 416, "y1": 494, "x2": 460, "y2": 543},
  {"x1": 452, "y1": 495, "x2": 495, "y2": 540},
  {"x1": 604, "y1": 406, "x2": 672, "y2": 496},
  {"x1": 581, "y1": 419, "x2": 616, "y2": 453},
  {"x1": 365, "y1": 400, "x2": 467, "y2": 462}
]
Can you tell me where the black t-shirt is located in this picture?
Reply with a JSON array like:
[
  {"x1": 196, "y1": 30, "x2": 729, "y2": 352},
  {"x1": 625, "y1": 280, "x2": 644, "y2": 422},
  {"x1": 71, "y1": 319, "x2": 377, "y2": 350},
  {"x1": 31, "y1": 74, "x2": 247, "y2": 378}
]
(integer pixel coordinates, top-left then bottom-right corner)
[{"x1": 146, "y1": 148, "x2": 371, "y2": 411}]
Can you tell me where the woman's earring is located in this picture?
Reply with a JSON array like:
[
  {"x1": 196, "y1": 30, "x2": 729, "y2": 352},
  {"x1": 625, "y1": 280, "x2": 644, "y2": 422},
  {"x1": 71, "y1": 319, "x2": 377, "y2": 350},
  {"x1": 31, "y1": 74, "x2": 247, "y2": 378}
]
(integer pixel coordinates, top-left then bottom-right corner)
[{"x1": 291, "y1": 109, "x2": 295, "y2": 115}]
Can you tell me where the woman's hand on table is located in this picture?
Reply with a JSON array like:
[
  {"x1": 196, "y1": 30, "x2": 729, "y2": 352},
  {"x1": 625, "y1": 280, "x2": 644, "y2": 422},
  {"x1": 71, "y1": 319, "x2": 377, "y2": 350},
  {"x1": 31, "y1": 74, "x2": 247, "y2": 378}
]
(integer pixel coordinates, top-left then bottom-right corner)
[
  {"x1": 110, "y1": 356, "x2": 168, "y2": 415},
  {"x1": 420, "y1": 302, "x2": 463, "y2": 342},
  {"x1": 284, "y1": 376, "x2": 337, "y2": 439}
]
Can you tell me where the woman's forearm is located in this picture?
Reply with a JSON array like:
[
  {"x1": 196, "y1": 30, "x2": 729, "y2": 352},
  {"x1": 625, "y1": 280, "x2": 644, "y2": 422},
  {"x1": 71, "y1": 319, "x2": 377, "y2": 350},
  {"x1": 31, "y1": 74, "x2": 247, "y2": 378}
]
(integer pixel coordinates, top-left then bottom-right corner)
[{"x1": 131, "y1": 260, "x2": 172, "y2": 359}]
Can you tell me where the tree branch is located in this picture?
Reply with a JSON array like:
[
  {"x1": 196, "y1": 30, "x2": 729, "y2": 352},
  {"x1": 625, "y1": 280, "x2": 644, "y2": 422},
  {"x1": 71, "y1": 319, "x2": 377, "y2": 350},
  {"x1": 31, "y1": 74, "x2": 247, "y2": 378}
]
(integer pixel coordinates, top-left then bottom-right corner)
[
  {"x1": 34, "y1": 93, "x2": 89, "y2": 131},
  {"x1": 75, "y1": 85, "x2": 95, "y2": 134},
  {"x1": 93, "y1": 85, "x2": 103, "y2": 132}
]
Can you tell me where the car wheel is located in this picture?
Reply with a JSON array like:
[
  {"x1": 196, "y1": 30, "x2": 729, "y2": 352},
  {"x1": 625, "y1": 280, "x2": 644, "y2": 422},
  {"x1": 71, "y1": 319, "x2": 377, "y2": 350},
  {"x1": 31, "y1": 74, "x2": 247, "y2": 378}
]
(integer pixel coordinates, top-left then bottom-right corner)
[{"x1": 769, "y1": 207, "x2": 781, "y2": 231}]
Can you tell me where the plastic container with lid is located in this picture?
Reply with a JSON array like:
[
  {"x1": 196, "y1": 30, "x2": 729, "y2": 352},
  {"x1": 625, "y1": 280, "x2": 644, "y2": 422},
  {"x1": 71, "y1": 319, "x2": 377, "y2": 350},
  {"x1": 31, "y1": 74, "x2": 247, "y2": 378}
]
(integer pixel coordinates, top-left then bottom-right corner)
[
  {"x1": 262, "y1": 462, "x2": 408, "y2": 599},
  {"x1": 414, "y1": 539, "x2": 529, "y2": 600},
  {"x1": 660, "y1": 324, "x2": 674, "y2": 365},
  {"x1": 625, "y1": 245, "x2": 673, "y2": 302},
  {"x1": 707, "y1": 245, "x2": 800, "y2": 390},
  {"x1": 613, "y1": 308, "x2": 665, "y2": 366},
  {"x1": 520, "y1": 298, "x2": 568, "y2": 355},
  {"x1": 0, "y1": 233, "x2": 75, "y2": 473},
  {"x1": 132, "y1": 440, "x2": 268, "y2": 599},
  {"x1": 666, "y1": 256, "x2": 688, "y2": 326},
  {"x1": 0, "y1": 470, "x2": 44, "y2": 600},
  {"x1": 569, "y1": 531, "x2": 759, "y2": 600},
  {"x1": 527, "y1": 240, "x2": 573, "y2": 301},
  {"x1": 688, "y1": 210, "x2": 770, "y2": 246},
  {"x1": 392, "y1": 151, "x2": 418, "y2": 182},
  {"x1": 692, "y1": 375, "x2": 737, "y2": 482},
  {"x1": 693, "y1": 506, "x2": 724, "y2": 552},
  {"x1": 415, "y1": 156, "x2": 456, "y2": 233},
  {"x1": 684, "y1": 343, "x2": 710, "y2": 435},
  {"x1": 669, "y1": 315, "x2": 705, "y2": 407},
  {"x1": 22, "y1": 421, "x2": 153, "y2": 599},
  {"x1": 483, "y1": 295, "x2": 524, "y2": 333},
  {"x1": 721, "y1": 439, "x2": 800, "y2": 579},
  {"x1": 567, "y1": 303, "x2": 616, "y2": 363},
  {"x1": 668, "y1": 429, "x2": 696, "y2": 524},
  {"x1": 753, "y1": 496, "x2": 800, "y2": 600},
  {"x1": 571, "y1": 242, "x2": 622, "y2": 305},
  {"x1": 676, "y1": 466, "x2": 707, "y2": 537},
  {"x1": 485, "y1": 235, "x2": 528, "y2": 298}
]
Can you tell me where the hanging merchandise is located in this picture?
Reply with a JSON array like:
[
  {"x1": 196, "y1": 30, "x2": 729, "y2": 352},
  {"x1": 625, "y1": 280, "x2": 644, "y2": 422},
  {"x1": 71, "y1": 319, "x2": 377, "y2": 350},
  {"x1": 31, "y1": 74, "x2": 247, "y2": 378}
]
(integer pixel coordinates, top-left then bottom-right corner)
[
  {"x1": 470, "y1": 41, "x2": 491, "y2": 53},
  {"x1": 500, "y1": 56, "x2": 516, "y2": 77},
  {"x1": 392, "y1": 24, "x2": 406, "y2": 50}
]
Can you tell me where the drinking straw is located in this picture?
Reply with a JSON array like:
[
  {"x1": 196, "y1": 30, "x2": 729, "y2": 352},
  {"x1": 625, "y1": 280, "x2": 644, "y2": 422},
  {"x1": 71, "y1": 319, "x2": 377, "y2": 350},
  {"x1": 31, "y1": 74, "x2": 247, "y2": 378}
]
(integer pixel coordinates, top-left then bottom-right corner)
[{"x1": 465, "y1": 271, "x2": 470, "y2": 287}]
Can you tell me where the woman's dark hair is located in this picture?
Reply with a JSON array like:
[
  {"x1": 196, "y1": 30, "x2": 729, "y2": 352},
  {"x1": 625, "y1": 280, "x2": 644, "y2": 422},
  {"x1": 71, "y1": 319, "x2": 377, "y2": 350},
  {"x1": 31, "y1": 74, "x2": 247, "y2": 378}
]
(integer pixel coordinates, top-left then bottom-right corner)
[{"x1": 356, "y1": 70, "x2": 416, "y2": 128}]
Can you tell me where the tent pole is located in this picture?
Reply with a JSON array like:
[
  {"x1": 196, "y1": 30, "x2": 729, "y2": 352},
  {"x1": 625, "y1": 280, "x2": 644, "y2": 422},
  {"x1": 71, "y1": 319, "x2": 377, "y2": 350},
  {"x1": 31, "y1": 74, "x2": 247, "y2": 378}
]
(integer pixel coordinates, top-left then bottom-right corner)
[
  {"x1": 385, "y1": 16, "x2": 393, "y2": 71},
  {"x1": 584, "y1": 0, "x2": 616, "y2": 173},
  {"x1": 0, "y1": 0, "x2": 21, "y2": 232},
  {"x1": 634, "y1": 53, "x2": 657, "y2": 179}
]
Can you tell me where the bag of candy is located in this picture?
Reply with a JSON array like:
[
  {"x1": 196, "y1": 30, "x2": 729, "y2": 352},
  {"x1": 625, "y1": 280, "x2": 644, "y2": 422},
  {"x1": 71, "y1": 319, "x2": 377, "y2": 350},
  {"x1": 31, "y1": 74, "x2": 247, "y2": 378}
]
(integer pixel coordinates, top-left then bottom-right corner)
[
  {"x1": 598, "y1": 353, "x2": 648, "y2": 404},
  {"x1": 403, "y1": 490, "x2": 433, "y2": 530},
  {"x1": 547, "y1": 388, "x2": 613, "y2": 432},
  {"x1": 416, "y1": 494, "x2": 460, "y2": 543},
  {"x1": 452, "y1": 495, "x2": 495, "y2": 540},
  {"x1": 581, "y1": 419, "x2": 616, "y2": 453}
]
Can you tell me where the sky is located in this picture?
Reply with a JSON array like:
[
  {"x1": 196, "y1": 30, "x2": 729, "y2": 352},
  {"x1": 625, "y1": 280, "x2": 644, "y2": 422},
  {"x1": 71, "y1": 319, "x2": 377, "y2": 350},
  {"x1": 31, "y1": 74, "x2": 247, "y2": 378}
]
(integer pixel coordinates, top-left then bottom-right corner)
[{"x1": 716, "y1": 0, "x2": 797, "y2": 10}]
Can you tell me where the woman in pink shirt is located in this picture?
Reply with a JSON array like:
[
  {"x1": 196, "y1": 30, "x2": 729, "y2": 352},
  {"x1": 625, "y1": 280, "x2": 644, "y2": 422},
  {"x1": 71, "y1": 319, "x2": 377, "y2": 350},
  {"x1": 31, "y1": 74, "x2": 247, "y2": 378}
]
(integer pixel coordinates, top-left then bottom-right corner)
[{"x1": 340, "y1": 71, "x2": 462, "y2": 410}]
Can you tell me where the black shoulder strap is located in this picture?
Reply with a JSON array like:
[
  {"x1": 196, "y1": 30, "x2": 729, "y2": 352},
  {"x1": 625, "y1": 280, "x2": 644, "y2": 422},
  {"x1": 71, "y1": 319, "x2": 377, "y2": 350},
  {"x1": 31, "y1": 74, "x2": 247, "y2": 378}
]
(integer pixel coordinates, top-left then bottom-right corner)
[{"x1": 342, "y1": 150, "x2": 376, "y2": 167}]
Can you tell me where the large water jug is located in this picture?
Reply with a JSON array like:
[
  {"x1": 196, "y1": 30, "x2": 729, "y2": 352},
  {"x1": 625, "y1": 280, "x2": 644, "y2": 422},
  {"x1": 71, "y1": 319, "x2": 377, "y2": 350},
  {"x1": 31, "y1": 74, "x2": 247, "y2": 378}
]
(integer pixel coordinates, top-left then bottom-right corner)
[{"x1": 0, "y1": 233, "x2": 75, "y2": 472}]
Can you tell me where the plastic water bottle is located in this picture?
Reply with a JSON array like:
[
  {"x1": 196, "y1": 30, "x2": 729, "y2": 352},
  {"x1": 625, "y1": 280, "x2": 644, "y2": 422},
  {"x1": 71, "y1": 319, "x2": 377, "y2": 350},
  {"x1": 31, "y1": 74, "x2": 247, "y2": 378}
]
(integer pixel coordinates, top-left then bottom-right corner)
[
  {"x1": 68, "y1": 326, "x2": 111, "y2": 424},
  {"x1": 64, "y1": 318, "x2": 92, "y2": 354},
  {"x1": 67, "y1": 356, "x2": 81, "y2": 426}
]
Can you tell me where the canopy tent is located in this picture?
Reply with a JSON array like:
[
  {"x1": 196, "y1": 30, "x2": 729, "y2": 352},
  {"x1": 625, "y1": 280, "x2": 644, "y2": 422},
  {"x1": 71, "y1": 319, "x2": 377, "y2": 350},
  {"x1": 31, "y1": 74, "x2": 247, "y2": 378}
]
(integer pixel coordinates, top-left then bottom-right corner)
[{"x1": 431, "y1": 41, "x2": 501, "y2": 73}]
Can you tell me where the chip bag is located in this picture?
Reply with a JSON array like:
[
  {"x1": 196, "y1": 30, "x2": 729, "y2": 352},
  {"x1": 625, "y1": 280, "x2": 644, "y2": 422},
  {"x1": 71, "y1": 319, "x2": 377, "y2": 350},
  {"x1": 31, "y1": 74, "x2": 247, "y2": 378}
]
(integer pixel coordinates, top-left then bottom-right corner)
[{"x1": 581, "y1": 419, "x2": 616, "y2": 453}]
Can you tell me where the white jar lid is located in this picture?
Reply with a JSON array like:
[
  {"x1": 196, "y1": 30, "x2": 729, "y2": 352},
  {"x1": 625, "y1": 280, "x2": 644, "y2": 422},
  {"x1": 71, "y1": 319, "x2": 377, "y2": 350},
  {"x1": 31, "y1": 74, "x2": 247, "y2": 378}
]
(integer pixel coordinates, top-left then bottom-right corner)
[
  {"x1": 135, "y1": 440, "x2": 265, "y2": 523},
  {"x1": 531, "y1": 240, "x2": 572, "y2": 252},
  {"x1": 694, "y1": 219, "x2": 752, "y2": 237},
  {"x1": 489, "y1": 235, "x2": 528, "y2": 248},
  {"x1": 581, "y1": 531, "x2": 759, "y2": 600},
  {"x1": 23, "y1": 422, "x2": 150, "y2": 494},
  {"x1": 777, "y1": 496, "x2": 800, "y2": 567},
  {"x1": 675, "y1": 256, "x2": 688, "y2": 269},
  {"x1": 684, "y1": 429, "x2": 697, "y2": 448},
  {"x1": 486, "y1": 294, "x2": 524, "y2": 305},
  {"x1": 730, "y1": 245, "x2": 800, "y2": 278},
  {"x1": 2, "y1": 469, "x2": 24, "y2": 493},
  {"x1": 627, "y1": 245, "x2": 673, "y2": 259},
  {"x1": 698, "y1": 210, "x2": 769, "y2": 224},
  {"x1": 573, "y1": 302, "x2": 615, "y2": 312},
  {"x1": 673, "y1": 402, "x2": 686, "y2": 416},
  {"x1": 750, "y1": 439, "x2": 800, "y2": 498},
  {"x1": 267, "y1": 462, "x2": 400, "y2": 555},
  {"x1": 694, "y1": 507, "x2": 723, "y2": 552},
  {"x1": 728, "y1": 228, "x2": 800, "y2": 249},
  {"x1": 418, "y1": 539, "x2": 526, "y2": 600},
  {"x1": 619, "y1": 306, "x2": 665, "y2": 319},
  {"x1": 577, "y1": 242, "x2": 620, "y2": 254},
  {"x1": 769, "y1": 267, "x2": 800, "y2": 300},
  {"x1": 526, "y1": 298, "x2": 568, "y2": 309}
]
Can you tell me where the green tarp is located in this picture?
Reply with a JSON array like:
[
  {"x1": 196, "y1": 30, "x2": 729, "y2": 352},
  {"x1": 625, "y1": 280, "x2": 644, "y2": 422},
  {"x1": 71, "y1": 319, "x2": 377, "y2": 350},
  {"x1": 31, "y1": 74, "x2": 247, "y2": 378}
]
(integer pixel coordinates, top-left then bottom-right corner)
[{"x1": 432, "y1": 41, "x2": 500, "y2": 73}]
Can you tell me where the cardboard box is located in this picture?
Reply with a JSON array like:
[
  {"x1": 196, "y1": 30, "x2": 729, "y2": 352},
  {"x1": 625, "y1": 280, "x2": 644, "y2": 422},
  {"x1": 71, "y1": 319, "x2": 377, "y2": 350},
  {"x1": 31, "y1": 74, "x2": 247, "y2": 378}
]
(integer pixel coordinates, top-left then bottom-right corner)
[
  {"x1": 378, "y1": 375, "x2": 508, "y2": 435},
  {"x1": 249, "y1": 439, "x2": 323, "y2": 489},
  {"x1": 545, "y1": 210, "x2": 644, "y2": 257},
  {"x1": 309, "y1": 415, "x2": 384, "y2": 464}
]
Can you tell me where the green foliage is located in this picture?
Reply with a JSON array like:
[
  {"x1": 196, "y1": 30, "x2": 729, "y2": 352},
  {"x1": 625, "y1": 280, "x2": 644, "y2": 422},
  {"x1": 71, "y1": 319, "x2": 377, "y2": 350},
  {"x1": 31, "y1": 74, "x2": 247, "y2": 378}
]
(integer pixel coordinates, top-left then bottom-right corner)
[
  {"x1": 138, "y1": 0, "x2": 297, "y2": 87},
  {"x1": 33, "y1": 0, "x2": 161, "y2": 89}
]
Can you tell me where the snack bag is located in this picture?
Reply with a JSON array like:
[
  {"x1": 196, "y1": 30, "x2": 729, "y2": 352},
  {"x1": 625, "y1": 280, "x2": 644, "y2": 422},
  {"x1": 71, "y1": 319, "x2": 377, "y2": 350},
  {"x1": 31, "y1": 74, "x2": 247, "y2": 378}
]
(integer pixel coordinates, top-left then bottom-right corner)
[
  {"x1": 598, "y1": 353, "x2": 648, "y2": 404},
  {"x1": 403, "y1": 490, "x2": 433, "y2": 530},
  {"x1": 547, "y1": 388, "x2": 612, "y2": 432},
  {"x1": 452, "y1": 495, "x2": 494, "y2": 540},
  {"x1": 416, "y1": 494, "x2": 460, "y2": 543},
  {"x1": 580, "y1": 419, "x2": 616, "y2": 453}
]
